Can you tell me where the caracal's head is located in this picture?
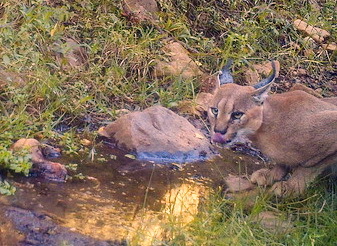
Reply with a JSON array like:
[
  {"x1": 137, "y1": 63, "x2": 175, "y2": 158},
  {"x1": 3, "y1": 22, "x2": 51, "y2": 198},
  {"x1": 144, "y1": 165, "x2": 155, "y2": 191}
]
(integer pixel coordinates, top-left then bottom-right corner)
[{"x1": 208, "y1": 60, "x2": 276, "y2": 145}]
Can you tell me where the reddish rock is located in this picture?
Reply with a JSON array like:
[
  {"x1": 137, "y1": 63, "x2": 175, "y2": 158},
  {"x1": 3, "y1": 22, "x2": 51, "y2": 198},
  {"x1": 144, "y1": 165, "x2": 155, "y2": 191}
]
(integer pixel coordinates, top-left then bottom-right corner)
[
  {"x1": 154, "y1": 41, "x2": 204, "y2": 79},
  {"x1": 199, "y1": 74, "x2": 219, "y2": 93},
  {"x1": 321, "y1": 42, "x2": 337, "y2": 51},
  {"x1": 11, "y1": 139, "x2": 67, "y2": 182},
  {"x1": 122, "y1": 0, "x2": 159, "y2": 23},
  {"x1": 293, "y1": 19, "x2": 330, "y2": 43},
  {"x1": 98, "y1": 105, "x2": 214, "y2": 163},
  {"x1": 245, "y1": 60, "x2": 280, "y2": 86}
]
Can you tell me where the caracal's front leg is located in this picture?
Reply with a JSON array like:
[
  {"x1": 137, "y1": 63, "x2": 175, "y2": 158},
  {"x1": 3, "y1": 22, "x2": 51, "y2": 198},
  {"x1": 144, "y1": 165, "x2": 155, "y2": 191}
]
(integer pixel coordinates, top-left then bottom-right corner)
[{"x1": 271, "y1": 155, "x2": 336, "y2": 197}]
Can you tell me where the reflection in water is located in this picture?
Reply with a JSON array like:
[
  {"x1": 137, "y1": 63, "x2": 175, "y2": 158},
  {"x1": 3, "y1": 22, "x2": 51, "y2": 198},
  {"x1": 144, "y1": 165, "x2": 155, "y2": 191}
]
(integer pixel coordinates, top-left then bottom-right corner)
[
  {"x1": 1, "y1": 144, "x2": 263, "y2": 244},
  {"x1": 130, "y1": 181, "x2": 207, "y2": 245}
]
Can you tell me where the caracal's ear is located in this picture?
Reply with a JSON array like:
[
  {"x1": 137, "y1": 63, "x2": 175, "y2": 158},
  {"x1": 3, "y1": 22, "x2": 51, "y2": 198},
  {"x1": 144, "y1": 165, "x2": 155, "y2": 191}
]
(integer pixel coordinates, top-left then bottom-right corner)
[
  {"x1": 252, "y1": 82, "x2": 273, "y2": 105},
  {"x1": 252, "y1": 60, "x2": 277, "y2": 105},
  {"x1": 216, "y1": 59, "x2": 234, "y2": 88}
]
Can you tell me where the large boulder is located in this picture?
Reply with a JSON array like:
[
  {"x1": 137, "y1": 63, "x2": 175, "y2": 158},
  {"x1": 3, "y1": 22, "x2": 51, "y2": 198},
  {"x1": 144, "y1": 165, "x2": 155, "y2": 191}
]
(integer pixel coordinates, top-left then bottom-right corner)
[{"x1": 98, "y1": 105, "x2": 215, "y2": 163}]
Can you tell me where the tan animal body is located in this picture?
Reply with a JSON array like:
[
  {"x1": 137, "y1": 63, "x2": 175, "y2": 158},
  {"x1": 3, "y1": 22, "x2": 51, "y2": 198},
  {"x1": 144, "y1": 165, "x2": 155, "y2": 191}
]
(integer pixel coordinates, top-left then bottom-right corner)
[{"x1": 208, "y1": 60, "x2": 337, "y2": 196}]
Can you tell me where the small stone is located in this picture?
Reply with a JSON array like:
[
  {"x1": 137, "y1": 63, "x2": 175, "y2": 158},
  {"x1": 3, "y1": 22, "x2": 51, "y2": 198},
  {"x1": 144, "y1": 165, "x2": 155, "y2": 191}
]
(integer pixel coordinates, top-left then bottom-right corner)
[
  {"x1": 80, "y1": 139, "x2": 91, "y2": 146},
  {"x1": 122, "y1": 0, "x2": 159, "y2": 23},
  {"x1": 54, "y1": 38, "x2": 88, "y2": 69},
  {"x1": 154, "y1": 41, "x2": 204, "y2": 79},
  {"x1": 176, "y1": 100, "x2": 202, "y2": 117},
  {"x1": 321, "y1": 42, "x2": 337, "y2": 51},
  {"x1": 297, "y1": 68, "x2": 307, "y2": 76},
  {"x1": 11, "y1": 139, "x2": 67, "y2": 181},
  {"x1": 199, "y1": 74, "x2": 219, "y2": 93},
  {"x1": 245, "y1": 60, "x2": 280, "y2": 86},
  {"x1": 294, "y1": 19, "x2": 330, "y2": 43}
]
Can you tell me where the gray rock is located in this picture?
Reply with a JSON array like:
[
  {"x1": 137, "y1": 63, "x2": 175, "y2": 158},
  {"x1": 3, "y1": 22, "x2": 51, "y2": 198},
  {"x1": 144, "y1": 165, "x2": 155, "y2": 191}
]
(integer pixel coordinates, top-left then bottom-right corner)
[{"x1": 98, "y1": 105, "x2": 215, "y2": 163}]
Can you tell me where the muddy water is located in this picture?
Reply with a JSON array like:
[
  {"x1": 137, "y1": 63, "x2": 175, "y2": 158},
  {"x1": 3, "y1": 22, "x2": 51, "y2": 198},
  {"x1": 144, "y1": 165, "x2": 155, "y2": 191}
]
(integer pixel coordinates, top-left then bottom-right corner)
[{"x1": 0, "y1": 143, "x2": 265, "y2": 245}]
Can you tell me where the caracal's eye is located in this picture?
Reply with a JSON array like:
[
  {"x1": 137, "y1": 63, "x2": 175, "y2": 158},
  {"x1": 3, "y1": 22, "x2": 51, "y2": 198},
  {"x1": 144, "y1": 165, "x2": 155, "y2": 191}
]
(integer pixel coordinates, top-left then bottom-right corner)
[
  {"x1": 231, "y1": 111, "x2": 244, "y2": 120},
  {"x1": 210, "y1": 107, "x2": 219, "y2": 116}
]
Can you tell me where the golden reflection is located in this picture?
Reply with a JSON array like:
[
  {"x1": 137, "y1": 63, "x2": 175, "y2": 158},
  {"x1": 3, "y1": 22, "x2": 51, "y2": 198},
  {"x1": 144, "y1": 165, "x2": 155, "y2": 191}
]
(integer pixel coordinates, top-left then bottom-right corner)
[
  {"x1": 130, "y1": 181, "x2": 207, "y2": 245},
  {"x1": 61, "y1": 180, "x2": 207, "y2": 245}
]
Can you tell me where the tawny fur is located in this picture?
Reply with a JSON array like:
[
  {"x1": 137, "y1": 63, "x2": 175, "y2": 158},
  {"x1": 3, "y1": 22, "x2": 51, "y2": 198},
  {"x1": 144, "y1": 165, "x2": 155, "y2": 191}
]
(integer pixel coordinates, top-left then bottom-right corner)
[{"x1": 209, "y1": 83, "x2": 337, "y2": 196}]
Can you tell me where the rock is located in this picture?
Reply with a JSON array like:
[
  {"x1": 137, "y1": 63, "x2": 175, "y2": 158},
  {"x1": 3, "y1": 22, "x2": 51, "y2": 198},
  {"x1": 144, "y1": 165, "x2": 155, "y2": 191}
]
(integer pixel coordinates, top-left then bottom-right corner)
[
  {"x1": 224, "y1": 175, "x2": 254, "y2": 193},
  {"x1": 173, "y1": 93, "x2": 213, "y2": 116},
  {"x1": 5, "y1": 206, "x2": 118, "y2": 246},
  {"x1": 321, "y1": 42, "x2": 337, "y2": 51},
  {"x1": 11, "y1": 139, "x2": 67, "y2": 182},
  {"x1": 122, "y1": 0, "x2": 159, "y2": 23},
  {"x1": 290, "y1": 83, "x2": 323, "y2": 98},
  {"x1": 199, "y1": 74, "x2": 219, "y2": 93},
  {"x1": 0, "y1": 70, "x2": 26, "y2": 89},
  {"x1": 293, "y1": 19, "x2": 330, "y2": 43},
  {"x1": 244, "y1": 68, "x2": 260, "y2": 86},
  {"x1": 154, "y1": 41, "x2": 204, "y2": 79},
  {"x1": 252, "y1": 211, "x2": 293, "y2": 233},
  {"x1": 54, "y1": 38, "x2": 88, "y2": 69},
  {"x1": 297, "y1": 68, "x2": 307, "y2": 76},
  {"x1": 80, "y1": 139, "x2": 92, "y2": 146},
  {"x1": 175, "y1": 100, "x2": 202, "y2": 117},
  {"x1": 98, "y1": 105, "x2": 214, "y2": 163},
  {"x1": 245, "y1": 60, "x2": 280, "y2": 86}
]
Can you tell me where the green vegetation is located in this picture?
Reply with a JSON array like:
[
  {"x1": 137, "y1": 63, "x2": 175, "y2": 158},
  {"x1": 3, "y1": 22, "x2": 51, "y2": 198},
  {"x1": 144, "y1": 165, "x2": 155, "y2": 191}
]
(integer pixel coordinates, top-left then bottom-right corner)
[
  {"x1": 162, "y1": 180, "x2": 337, "y2": 245},
  {"x1": 0, "y1": 0, "x2": 336, "y2": 243},
  {"x1": 0, "y1": 0, "x2": 335, "y2": 173}
]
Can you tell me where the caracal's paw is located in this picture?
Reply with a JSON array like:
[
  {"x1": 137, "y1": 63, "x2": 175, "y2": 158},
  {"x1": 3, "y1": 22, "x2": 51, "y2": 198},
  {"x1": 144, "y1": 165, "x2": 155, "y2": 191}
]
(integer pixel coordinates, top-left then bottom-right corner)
[
  {"x1": 270, "y1": 181, "x2": 305, "y2": 197},
  {"x1": 251, "y1": 168, "x2": 274, "y2": 186}
]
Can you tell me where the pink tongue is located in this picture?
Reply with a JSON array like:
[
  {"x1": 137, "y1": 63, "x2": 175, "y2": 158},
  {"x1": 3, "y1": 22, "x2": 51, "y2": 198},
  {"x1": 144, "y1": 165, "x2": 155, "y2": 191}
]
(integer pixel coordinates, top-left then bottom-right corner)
[{"x1": 212, "y1": 133, "x2": 228, "y2": 144}]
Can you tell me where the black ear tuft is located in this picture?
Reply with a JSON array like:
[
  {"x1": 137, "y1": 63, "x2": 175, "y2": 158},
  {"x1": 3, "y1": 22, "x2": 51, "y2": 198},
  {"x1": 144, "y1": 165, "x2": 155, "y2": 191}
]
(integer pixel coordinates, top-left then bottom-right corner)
[{"x1": 252, "y1": 82, "x2": 273, "y2": 105}]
